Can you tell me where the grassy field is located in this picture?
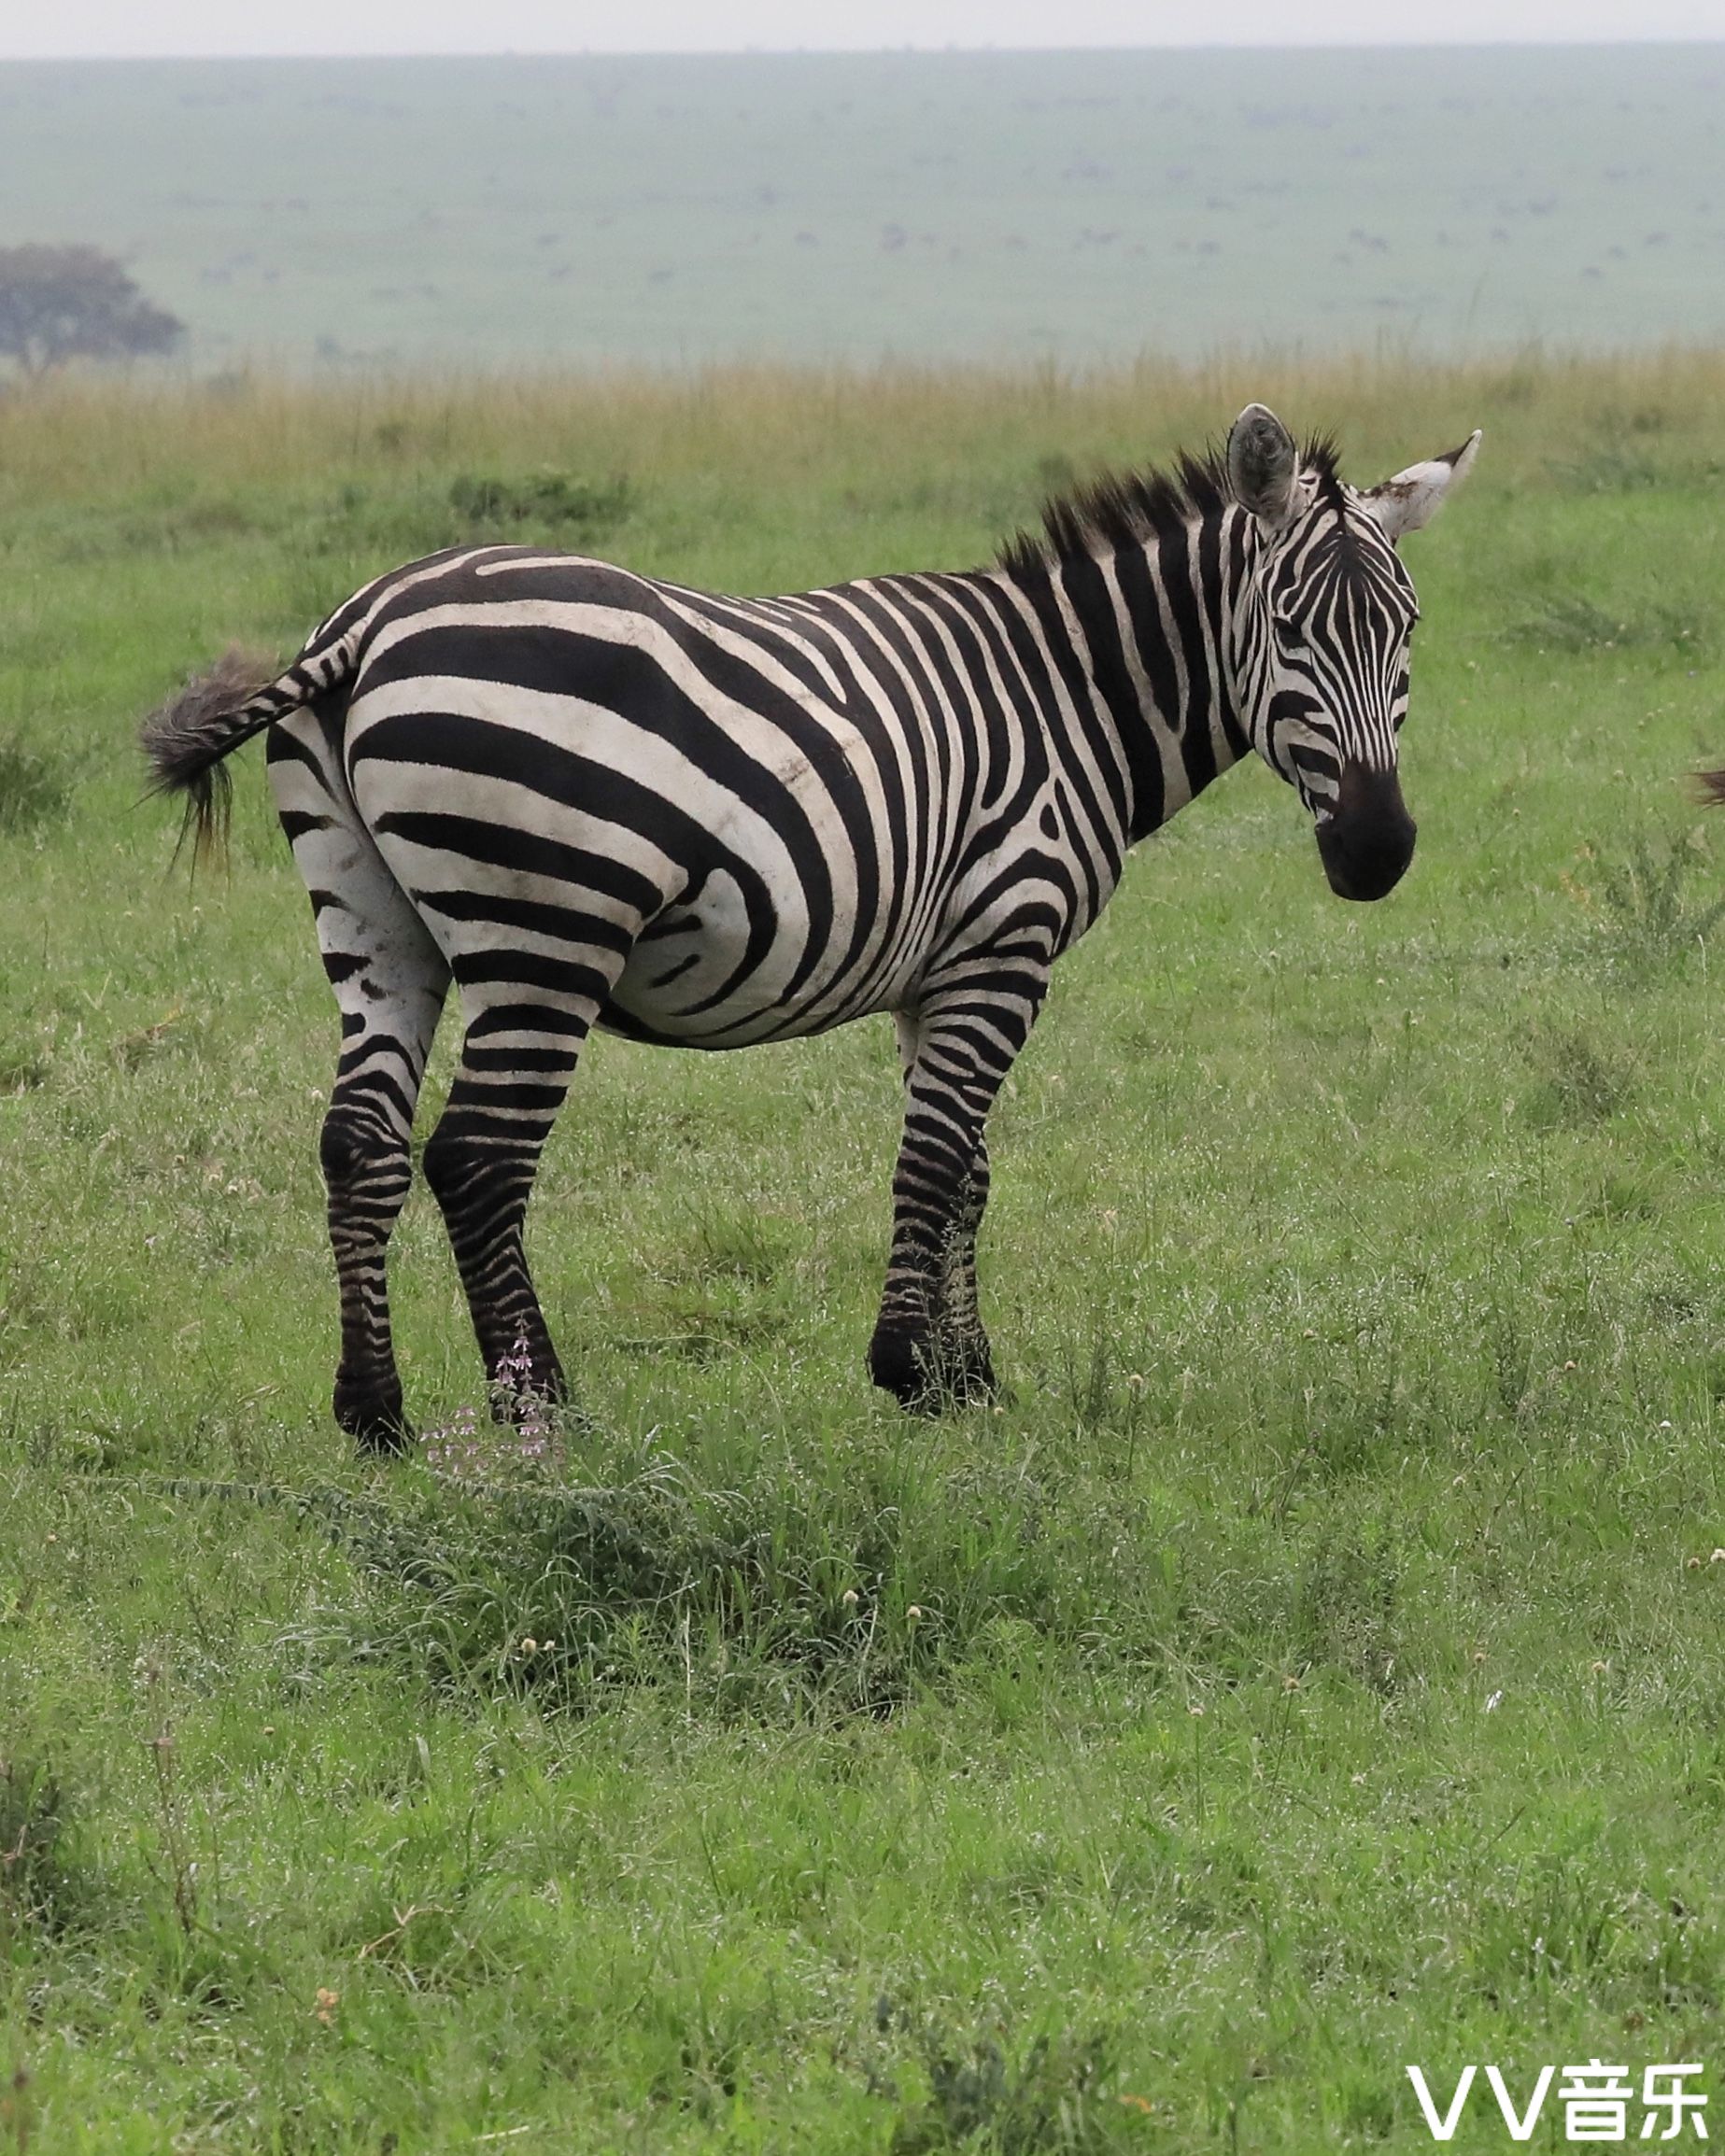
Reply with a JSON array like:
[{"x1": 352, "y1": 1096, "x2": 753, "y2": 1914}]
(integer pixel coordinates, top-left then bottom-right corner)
[
  {"x1": 3, "y1": 47, "x2": 1725, "y2": 371},
  {"x1": 4, "y1": 351, "x2": 1725, "y2": 2149}
]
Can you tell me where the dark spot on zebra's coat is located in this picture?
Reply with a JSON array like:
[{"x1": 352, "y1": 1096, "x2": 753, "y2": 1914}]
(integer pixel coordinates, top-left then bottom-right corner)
[
  {"x1": 321, "y1": 950, "x2": 366, "y2": 983},
  {"x1": 637, "y1": 909, "x2": 697, "y2": 941},
  {"x1": 649, "y1": 952, "x2": 701, "y2": 990},
  {"x1": 1039, "y1": 802, "x2": 1060, "y2": 839},
  {"x1": 307, "y1": 887, "x2": 349, "y2": 917}
]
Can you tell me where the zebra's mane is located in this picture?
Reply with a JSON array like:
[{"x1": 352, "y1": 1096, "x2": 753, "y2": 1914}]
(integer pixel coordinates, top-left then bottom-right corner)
[{"x1": 998, "y1": 433, "x2": 1344, "y2": 575}]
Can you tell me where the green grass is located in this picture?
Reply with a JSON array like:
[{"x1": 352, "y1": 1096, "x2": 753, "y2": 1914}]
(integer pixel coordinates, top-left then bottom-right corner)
[
  {"x1": 5, "y1": 351, "x2": 1725, "y2": 2149},
  {"x1": 2, "y1": 47, "x2": 1724, "y2": 371}
]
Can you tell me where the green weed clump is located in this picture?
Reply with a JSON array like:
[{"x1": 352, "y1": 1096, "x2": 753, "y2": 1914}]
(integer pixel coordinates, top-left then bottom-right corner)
[
  {"x1": 1520, "y1": 1022, "x2": 1637, "y2": 1128},
  {"x1": 343, "y1": 1424, "x2": 1113, "y2": 1717},
  {"x1": 1568, "y1": 828, "x2": 1725, "y2": 973},
  {"x1": 446, "y1": 469, "x2": 633, "y2": 534},
  {"x1": 0, "y1": 1754, "x2": 80, "y2": 1934},
  {"x1": 884, "y1": 2018, "x2": 1125, "y2": 2155},
  {"x1": 1506, "y1": 590, "x2": 1708, "y2": 655},
  {"x1": 0, "y1": 732, "x2": 72, "y2": 833}
]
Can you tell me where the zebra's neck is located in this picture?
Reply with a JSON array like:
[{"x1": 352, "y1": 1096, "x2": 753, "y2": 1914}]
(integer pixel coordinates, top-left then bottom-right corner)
[{"x1": 993, "y1": 501, "x2": 1255, "y2": 850}]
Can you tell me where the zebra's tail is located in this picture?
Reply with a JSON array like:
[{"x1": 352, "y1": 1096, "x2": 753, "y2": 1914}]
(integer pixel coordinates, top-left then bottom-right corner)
[
  {"x1": 141, "y1": 627, "x2": 360, "y2": 865},
  {"x1": 1698, "y1": 766, "x2": 1725, "y2": 808}
]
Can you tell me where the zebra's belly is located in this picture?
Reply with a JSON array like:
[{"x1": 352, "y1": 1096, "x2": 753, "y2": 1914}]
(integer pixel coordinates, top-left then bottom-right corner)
[{"x1": 601, "y1": 868, "x2": 891, "y2": 1048}]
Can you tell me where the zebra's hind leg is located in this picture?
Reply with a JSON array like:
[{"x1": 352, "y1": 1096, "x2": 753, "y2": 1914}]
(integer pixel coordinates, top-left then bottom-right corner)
[
  {"x1": 268, "y1": 715, "x2": 450, "y2": 1454},
  {"x1": 421, "y1": 974, "x2": 623, "y2": 1416}
]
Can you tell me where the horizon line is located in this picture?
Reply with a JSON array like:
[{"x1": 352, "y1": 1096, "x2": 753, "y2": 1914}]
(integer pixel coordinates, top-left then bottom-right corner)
[{"x1": 6, "y1": 35, "x2": 1725, "y2": 63}]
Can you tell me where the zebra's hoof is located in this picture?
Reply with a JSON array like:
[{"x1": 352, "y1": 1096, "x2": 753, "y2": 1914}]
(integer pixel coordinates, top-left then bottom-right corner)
[
  {"x1": 333, "y1": 1380, "x2": 414, "y2": 1456},
  {"x1": 868, "y1": 1324, "x2": 933, "y2": 1412},
  {"x1": 920, "y1": 1355, "x2": 1002, "y2": 1415},
  {"x1": 869, "y1": 1327, "x2": 999, "y2": 1416}
]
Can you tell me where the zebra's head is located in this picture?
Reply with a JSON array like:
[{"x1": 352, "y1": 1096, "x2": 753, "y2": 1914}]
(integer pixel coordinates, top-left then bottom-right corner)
[{"x1": 1226, "y1": 402, "x2": 1480, "y2": 903}]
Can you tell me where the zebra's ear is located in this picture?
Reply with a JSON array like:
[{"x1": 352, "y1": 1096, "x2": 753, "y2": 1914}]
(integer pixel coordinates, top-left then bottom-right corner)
[
  {"x1": 1227, "y1": 403, "x2": 1300, "y2": 529},
  {"x1": 1361, "y1": 429, "x2": 1483, "y2": 543}
]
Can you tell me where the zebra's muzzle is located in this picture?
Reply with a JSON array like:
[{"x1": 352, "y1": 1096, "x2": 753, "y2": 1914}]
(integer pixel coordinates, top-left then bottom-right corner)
[{"x1": 1315, "y1": 766, "x2": 1417, "y2": 902}]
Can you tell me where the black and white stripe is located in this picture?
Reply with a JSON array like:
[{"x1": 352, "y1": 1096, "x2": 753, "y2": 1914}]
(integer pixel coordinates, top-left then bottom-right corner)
[{"x1": 143, "y1": 402, "x2": 1478, "y2": 1447}]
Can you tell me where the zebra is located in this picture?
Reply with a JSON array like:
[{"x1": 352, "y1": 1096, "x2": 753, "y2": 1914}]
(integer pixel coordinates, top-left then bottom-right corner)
[{"x1": 142, "y1": 402, "x2": 1478, "y2": 1450}]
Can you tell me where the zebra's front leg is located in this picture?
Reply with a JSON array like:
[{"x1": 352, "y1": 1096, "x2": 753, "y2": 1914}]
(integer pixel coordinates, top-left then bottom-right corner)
[
  {"x1": 932, "y1": 1136, "x2": 999, "y2": 1405},
  {"x1": 870, "y1": 992, "x2": 1037, "y2": 1414}
]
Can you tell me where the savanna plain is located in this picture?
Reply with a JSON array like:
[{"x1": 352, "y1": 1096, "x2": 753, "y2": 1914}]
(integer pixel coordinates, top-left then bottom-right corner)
[{"x1": 5, "y1": 355, "x2": 1725, "y2": 2151}]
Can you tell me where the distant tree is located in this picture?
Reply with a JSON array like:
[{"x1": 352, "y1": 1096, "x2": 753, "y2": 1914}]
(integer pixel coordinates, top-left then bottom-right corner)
[{"x1": 0, "y1": 245, "x2": 184, "y2": 378}]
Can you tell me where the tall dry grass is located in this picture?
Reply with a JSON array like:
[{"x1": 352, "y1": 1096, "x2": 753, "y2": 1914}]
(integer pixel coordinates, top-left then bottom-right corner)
[{"x1": 4, "y1": 345, "x2": 1725, "y2": 512}]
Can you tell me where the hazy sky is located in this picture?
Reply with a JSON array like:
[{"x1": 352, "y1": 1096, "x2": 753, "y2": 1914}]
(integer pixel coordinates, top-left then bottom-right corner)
[{"x1": 4, "y1": 0, "x2": 1722, "y2": 60}]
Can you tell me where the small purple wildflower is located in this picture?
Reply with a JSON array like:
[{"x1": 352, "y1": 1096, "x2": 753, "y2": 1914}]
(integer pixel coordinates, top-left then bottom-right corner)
[{"x1": 420, "y1": 1329, "x2": 565, "y2": 1484}]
